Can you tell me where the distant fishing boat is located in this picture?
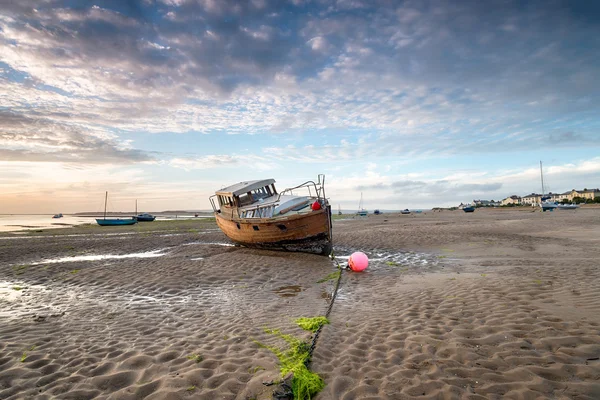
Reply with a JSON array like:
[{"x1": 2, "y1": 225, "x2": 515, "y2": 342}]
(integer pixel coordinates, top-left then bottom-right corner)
[
  {"x1": 401, "y1": 209, "x2": 411, "y2": 215},
  {"x1": 96, "y1": 192, "x2": 137, "y2": 226},
  {"x1": 135, "y1": 200, "x2": 156, "y2": 221},
  {"x1": 52, "y1": 213, "x2": 63, "y2": 219},
  {"x1": 557, "y1": 203, "x2": 579, "y2": 210},
  {"x1": 463, "y1": 206, "x2": 475, "y2": 213},
  {"x1": 136, "y1": 213, "x2": 156, "y2": 222},
  {"x1": 338, "y1": 205, "x2": 342, "y2": 216},
  {"x1": 373, "y1": 209, "x2": 381, "y2": 215}
]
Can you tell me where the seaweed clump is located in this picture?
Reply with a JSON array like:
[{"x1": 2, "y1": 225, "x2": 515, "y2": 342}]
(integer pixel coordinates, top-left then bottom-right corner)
[
  {"x1": 295, "y1": 317, "x2": 329, "y2": 333},
  {"x1": 259, "y1": 328, "x2": 324, "y2": 400}
]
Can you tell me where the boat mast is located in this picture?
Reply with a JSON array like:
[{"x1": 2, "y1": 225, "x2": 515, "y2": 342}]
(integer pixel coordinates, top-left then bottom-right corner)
[
  {"x1": 358, "y1": 192, "x2": 363, "y2": 211},
  {"x1": 135, "y1": 199, "x2": 137, "y2": 215},
  {"x1": 540, "y1": 161, "x2": 545, "y2": 196},
  {"x1": 104, "y1": 191, "x2": 108, "y2": 220}
]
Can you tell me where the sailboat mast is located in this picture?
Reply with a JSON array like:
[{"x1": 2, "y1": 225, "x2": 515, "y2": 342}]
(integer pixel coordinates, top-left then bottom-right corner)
[
  {"x1": 135, "y1": 199, "x2": 138, "y2": 215},
  {"x1": 540, "y1": 161, "x2": 545, "y2": 195},
  {"x1": 104, "y1": 191, "x2": 108, "y2": 220}
]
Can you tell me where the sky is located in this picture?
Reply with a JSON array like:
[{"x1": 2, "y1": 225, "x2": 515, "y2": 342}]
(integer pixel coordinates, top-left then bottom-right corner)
[{"x1": 1, "y1": 0, "x2": 599, "y2": 213}]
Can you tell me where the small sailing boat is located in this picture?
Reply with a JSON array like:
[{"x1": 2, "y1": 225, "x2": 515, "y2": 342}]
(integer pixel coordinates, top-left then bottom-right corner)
[
  {"x1": 356, "y1": 192, "x2": 367, "y2": 216},
  {"x1": 539, "y1": 162, "x2": 557, "y2": 212},
  {"x1": 338, "y1": 205, "x2": 342, "y2": 215},
  {"x1": 96, "y1": 192, "x2": 137, "y2": 226}
]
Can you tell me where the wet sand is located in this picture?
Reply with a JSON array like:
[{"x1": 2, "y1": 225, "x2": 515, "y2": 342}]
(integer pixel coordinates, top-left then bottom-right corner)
[{"x1": 1, "y1": 209, "x2": 600, "y2": 399}]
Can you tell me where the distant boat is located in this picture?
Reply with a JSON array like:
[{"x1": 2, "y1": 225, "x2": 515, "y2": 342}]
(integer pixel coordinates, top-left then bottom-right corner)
[
  {"x1": 338, "y1": 205, "x2": 342, "y2": 216},
  {"x1": 539, "y1": 161, "x2": 558, "y2": 212},
  {"x1": 52, "y1": 213, "x2": 63, "y2": 219},
  {"x1": 401, "y1": 209, "x2": 411, "y2": 215},
  {"x1": 136, "y1": 213, "x2": 156, "y2": 222},
  {"x1": 96, "y1": 192, "x2": 137, "y2": 226},
  {"x1": 135, "y1": 200, "x2": 156, "y2": 221},
  {"x1": 356, "y1": 192, "x2": 367, "y2": 216},
  {"x1": 463, "y1": 206, "x2": 475, "y2": 213},
  {"x1": 373, "y1": 209, "x2": 381, "y2": 215},
  {"x1": 557, "y1": 203, "x2": 579, "y2": 210}
]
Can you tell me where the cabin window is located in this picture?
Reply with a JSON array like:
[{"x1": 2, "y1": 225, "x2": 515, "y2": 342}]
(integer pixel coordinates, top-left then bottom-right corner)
[
  {"x1": 236, "y1": 222, "x2": 241, "y2": 229},
  {"x1": 253, "y1": 225, "x2": 259, "y2": 231},
  {"x1": 252, "y1": 187, "x2": 269, "y2": 201},
  {"x1": 271, "y1": 184, "x2": 277, "y2": 194},
  {"x1": 239, "y1": 193, "x2": 253, "y2": 206}
]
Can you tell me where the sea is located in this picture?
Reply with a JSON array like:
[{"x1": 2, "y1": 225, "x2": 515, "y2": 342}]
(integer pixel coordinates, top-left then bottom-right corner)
[{"x1": 0, "y1": 214, "x2": 212, "y2": 233}]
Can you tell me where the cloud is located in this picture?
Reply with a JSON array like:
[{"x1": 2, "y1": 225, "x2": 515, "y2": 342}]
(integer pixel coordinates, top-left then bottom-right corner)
[
  {"x1": 356, "y1": 180, "x2": 502, "y2": 194},
  {"x1": 169, "y1": 154, "x2": 276, "y2": 171},
  {"x1": 0, "y1": 111, "x2": 156, "y2": 164},
  {"x1": 0, "y1": 0, "x2": 599, "y2": 169}
]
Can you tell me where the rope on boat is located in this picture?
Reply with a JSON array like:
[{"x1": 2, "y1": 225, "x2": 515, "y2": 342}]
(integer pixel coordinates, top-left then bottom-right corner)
[{"x1": 307, "y1": 252, "x2": 345, "y2": 364}]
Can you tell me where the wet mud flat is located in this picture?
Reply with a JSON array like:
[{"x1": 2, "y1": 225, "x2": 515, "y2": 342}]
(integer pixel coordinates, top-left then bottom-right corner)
[{"x1": 2, "y1": 211, "x2": 600, "y2": 399}]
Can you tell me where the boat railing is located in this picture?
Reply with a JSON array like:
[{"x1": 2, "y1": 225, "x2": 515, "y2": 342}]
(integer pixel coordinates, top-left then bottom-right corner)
[{"x1": 276, "y1": 174, "x2": 326, "y2": 203}]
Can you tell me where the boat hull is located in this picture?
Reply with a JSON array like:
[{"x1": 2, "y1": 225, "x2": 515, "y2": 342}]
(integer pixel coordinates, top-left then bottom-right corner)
[
  {"x1": 136, "y1": 216, "x2": 156, "y2": 221},
  {"x1": 215, "y1": 207, "x2": 332, "y2": 255},
  {"x1": 463, "y1": 207, "x2": 475, "y2": 213},
  {"x1": 557, "y1": 204, "x2": 578, "y2": 210},
  {"x1": 96, "y1": 218, "x2": 137, "y2": 226}
]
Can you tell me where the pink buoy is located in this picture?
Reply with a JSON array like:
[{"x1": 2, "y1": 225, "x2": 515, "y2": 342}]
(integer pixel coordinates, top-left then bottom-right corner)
[{"x1": 348, "y1": 251, "x2": 368, "y2": 272}]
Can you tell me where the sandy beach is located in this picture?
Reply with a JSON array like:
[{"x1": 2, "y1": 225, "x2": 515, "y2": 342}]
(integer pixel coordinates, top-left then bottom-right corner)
[{"x1": 1, "y1": 209, "x2": 600, "y2": 399}]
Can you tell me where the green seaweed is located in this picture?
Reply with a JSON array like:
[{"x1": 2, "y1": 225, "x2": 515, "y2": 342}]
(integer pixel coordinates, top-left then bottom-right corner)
[
  {"x1": 70, "y1": 269, "x2": 81, "y2": 274},
  {"x1": 12, "y1": 264, "x2": 28, "y2": 275},
  {"x1": 12, "y1": 286, "x2": 22, "y2": 291},
  {"x1": 20, "y1": 352, "x2": 27, "y2": 362},
  {"x1": 186, "y1": 386, "x2": 196, "y2": 392},
  {"x1": 295, "y1": 317, "x2": 329, "y2": 333},
  {"x1": 385, "y1": 261, "x2": 398, "y2": 266},
  {"x1": 249, "y1": 366, "x2": 265, "y2": 374},
  {"x1": 260, "y1": 328, "x2": 324, "y2": 400},
  {"x1": 187, "y1": 354, "x2": 203, "y2": 363},
  {"x1": 317, "y1": 270, "x2": 340, "y2": 283}
]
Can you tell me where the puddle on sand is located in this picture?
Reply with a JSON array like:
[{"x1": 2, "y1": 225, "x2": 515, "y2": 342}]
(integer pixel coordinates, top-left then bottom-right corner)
[
  {"x1": 274, "y1": 285, "x2": 303, "y2": 297},
  {"x1": 34, "y1": 249, "x2": 168, "y2": 264},
  {"x1": 183, "y1": 241, "x2": 236, "y2": 247},
  {"x1": 334, "y1": 247, "x2": 444, "y2": 272}
]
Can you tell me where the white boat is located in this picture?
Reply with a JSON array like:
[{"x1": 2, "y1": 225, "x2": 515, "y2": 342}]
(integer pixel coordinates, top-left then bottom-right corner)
[
  {"x1": 541, "y1": 200, "x2": 558, "y2": 211},
  {"x1": 356, "y1": 192, "x2": 367, "y2": 216},
  {"x1": 557, "y1": 203, "x2": 579, "y2": 210},
  {"x1": 539, "y1": 162, "x2": 558, "y2": 212}
]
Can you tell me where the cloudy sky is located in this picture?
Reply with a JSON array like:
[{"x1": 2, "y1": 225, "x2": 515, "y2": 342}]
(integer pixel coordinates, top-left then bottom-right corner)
[{"x1": 1, "y1": 0, "x2": 599, "y2": 213}]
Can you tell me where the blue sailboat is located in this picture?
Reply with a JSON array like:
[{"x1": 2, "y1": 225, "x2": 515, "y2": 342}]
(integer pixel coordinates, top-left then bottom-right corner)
[{"x1": 96, "y1": 192, "x2": 137, "y2": 226}]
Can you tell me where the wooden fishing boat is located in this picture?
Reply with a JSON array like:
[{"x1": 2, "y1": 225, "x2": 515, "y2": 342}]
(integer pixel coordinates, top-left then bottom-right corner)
[{"x1": 210, "y1": 175, "x2": 332, "y2": 255}]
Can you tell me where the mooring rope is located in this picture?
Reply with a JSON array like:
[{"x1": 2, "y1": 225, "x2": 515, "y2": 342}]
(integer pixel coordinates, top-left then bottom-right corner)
[{"x1": 307, "y1": 253, "x2": 345, "y2": 363}]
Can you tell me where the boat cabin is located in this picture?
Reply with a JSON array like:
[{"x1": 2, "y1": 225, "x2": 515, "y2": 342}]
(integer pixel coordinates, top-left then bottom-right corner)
[{"x1": 215, "y1": 179, "x2": 278, "y2": 210}]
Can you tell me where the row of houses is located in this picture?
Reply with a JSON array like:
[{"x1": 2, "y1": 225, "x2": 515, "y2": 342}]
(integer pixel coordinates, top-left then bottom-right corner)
[{"x1": 500, "y1": 188, "x2": 600, "y2": 206}]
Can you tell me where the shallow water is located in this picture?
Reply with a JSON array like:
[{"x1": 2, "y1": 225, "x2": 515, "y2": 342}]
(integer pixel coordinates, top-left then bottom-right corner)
[
  {"x1": 0, "y1": 215, "x2": 97, "y2": 232},
  {"x1": 35, "y1": 249, "x2": 169, "y2": 264},
  {"x1": 334, "y1": 247, "x2": 443, "y2": 272}
]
